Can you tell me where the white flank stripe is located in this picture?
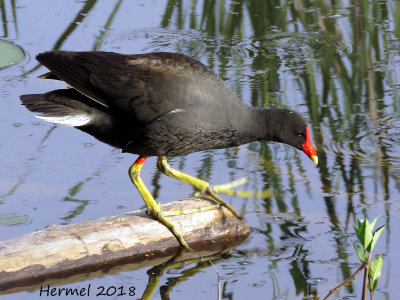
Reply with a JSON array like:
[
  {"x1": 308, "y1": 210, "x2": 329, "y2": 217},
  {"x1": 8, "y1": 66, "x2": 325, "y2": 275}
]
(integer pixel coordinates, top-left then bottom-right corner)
[
  {"x1": 36, "y1": 114, "x2": 92, "y2": 127},
  {"x1": 168, "y1": 108, "x2": 185, "y2": 114}
]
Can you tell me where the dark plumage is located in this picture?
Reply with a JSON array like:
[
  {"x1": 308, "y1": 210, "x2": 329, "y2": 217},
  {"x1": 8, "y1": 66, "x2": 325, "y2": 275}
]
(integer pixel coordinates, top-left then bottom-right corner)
[
  {"x1": 21, "y1": 51, "x2": 316, "y2": 158},
  {"x1": 20, "y1": 51, "x2": 318, "y2": 249}
]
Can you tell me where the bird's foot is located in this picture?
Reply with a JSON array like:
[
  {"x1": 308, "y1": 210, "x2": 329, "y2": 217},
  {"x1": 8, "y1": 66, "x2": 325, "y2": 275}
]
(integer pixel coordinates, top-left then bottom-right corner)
[{"x1": 146, "y1": 205, "x2": 193, "y2": 251}]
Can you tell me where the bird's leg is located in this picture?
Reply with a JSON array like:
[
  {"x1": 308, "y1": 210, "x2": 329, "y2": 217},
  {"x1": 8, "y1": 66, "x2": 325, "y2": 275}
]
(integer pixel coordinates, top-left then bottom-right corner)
[
  {"x1": 128, "y1": 156, "x2": 192, "y2": 250},
  {"x1": 157, "y1": 156, "x2": 241, "y2": 218}
]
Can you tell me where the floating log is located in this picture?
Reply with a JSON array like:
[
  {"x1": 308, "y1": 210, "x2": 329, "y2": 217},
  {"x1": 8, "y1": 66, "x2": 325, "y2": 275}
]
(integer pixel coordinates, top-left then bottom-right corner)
[{"x1": 0, "y1": 197, "x2": 250, "y2": 292}]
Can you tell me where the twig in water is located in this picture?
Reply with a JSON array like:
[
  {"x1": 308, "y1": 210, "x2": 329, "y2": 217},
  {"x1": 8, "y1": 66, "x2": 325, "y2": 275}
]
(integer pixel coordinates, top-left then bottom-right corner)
[
  {"x1": 323, "y1": 262, "x2": 366, "y2": 300},
  {"x1": 210, "y1": 261, "x2": 221, "y2": 300}
]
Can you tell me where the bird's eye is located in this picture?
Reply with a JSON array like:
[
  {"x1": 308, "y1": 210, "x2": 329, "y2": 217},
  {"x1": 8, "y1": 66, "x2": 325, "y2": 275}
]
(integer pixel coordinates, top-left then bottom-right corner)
[{"x1": 297, "y1": 131, "x2": 304, "y2": 137}]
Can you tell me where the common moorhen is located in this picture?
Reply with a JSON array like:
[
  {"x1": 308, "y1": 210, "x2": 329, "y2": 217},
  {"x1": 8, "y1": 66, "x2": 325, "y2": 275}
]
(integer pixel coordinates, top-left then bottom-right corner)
[{"x1": 20, "y1": 51, "x2": 318, "y2": 249}]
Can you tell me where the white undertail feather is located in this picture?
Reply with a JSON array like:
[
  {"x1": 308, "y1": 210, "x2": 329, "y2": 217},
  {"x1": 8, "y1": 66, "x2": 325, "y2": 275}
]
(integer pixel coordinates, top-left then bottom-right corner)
[
  {"x1": 36, "y1": 114, "x2": 92, "y2": 127},
  {"x1": 168, "y1": 108, "x2": 186, "y2": 114}
]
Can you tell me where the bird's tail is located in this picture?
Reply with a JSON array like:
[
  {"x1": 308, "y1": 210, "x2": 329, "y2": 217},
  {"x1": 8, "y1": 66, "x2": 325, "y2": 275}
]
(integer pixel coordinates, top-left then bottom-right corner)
[
  {"x1": 20, "y1": 89, "x2": 127, "y2": 149},
  {"x1": 20, "y1": 89, "x2": 97, "y2": 127}
]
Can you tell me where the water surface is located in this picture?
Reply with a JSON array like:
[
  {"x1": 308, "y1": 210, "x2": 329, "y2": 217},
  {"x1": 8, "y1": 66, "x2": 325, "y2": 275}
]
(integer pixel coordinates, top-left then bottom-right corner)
[{"x1": 1, "y1": 1, "x2": 400, "y2": 299}]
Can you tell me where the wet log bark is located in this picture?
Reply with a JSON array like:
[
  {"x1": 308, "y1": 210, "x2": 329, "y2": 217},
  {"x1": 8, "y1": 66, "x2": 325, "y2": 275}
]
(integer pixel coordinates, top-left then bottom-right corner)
[{"x1": 0, "y1": 197, "x2": 250, "y2": 292}]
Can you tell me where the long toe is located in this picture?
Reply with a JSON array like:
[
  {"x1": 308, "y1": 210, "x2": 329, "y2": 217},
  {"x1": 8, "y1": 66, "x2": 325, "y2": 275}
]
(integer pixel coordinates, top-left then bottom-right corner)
[{"x1": 147, "y1": 210, "x2": 193, "y2": 251}]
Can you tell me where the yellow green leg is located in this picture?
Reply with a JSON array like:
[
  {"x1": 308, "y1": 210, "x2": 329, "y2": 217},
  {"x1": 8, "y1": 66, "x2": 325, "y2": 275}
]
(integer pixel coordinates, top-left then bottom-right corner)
[
  {"x1": 128, "y1": 156, "x2": 193, "y2": 250},
  {"x1": 156, "y1": 156, "x2": 241, "y2": 218}
]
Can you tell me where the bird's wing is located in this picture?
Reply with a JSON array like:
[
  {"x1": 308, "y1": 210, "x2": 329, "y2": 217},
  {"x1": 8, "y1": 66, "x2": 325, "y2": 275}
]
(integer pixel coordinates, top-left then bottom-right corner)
[{"x1": 36, "y1": 51, "x2": 232, "y2": 123}]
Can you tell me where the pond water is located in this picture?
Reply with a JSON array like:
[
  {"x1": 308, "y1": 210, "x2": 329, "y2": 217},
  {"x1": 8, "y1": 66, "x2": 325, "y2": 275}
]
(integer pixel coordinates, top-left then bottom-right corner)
[{"x1": 1, "y1": 0, "x2": 400, "y2": 299}]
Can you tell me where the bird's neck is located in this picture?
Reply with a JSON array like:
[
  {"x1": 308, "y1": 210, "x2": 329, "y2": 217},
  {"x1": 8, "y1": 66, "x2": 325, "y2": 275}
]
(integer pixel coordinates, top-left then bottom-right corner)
[{"x1": 233, "y1": 106, "x2": 284, "y2": 144}]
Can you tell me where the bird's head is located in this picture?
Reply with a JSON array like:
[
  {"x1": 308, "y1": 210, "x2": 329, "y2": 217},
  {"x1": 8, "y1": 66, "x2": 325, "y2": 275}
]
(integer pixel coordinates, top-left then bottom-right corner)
[{"x1": 271, "y1": 109, "x2": 318, "y2": 165}]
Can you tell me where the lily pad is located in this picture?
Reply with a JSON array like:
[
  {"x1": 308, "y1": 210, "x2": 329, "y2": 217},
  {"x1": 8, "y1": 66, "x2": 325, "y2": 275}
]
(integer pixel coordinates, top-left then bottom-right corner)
[
  {"x1": 0, "y1": 39, "x2": 25, "y2": 69},
  {"x1": 0, "y1": 213, "x2": 30, "y2": 226}
]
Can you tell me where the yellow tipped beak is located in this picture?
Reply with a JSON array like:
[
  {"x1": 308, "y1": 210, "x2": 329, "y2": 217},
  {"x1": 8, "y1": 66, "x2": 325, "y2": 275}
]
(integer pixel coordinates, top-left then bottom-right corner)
[
  {"x1": 302, "y1": 126, "x2": 318, "y2": 166},
  {"x1": 311, "y1": 155, "x2": 318, "y2": 165}
]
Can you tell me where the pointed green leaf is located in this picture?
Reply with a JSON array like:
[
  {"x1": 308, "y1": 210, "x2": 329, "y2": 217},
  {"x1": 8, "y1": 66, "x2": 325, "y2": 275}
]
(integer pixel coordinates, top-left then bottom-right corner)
[
  {"x1": 354, "y1": 219, "x2": 364, "y2": 242},
  {"x1": 365, "y1": 217, "x2": 372, "y2": 234},
  {"x1": 370, "y1": 216, "x2": 379, "y2": 231},
  {"x1": 368, "y1": 278, "x2": 378, "y2": 292},
  {"x1": 353, "y1": 243, "x2": 366, "y2": 262},
  {"x1": 370, "y1": 225, "x2": 385, "y2": 253},
  {"x1": 355, "y1": 219, "x2": 373, "y2": 250},
  {"x1": 354, "y1": 218, "x2": 362, "y2": 234},
  {"x1": 373, "y1": 279, "x2": 378, "y2": 291},
  {"x1": 364, "y1": 221, "x2": 373, "y2": 250},
  {"x1": 369, "y1": 255, "x2": 383, "y2": 283}
]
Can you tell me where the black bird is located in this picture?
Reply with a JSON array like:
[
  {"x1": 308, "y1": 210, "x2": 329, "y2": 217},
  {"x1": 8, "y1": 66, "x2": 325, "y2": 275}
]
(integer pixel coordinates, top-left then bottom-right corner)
[{"x1": 20, "y1": 51, "x2": 318, "y2": 249}]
